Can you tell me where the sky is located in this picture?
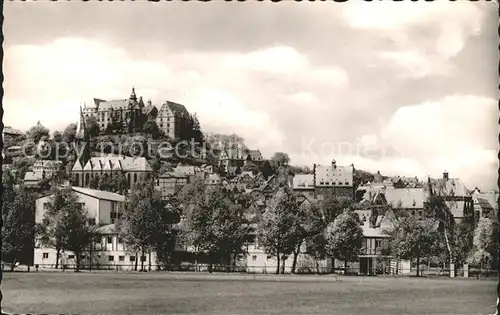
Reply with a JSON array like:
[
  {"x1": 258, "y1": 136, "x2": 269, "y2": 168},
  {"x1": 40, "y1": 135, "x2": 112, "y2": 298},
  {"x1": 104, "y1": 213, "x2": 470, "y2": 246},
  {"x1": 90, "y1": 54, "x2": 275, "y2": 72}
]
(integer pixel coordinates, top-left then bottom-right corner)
[{"x1": 3, "y1": 1, "x2": 499, "y2": 190}]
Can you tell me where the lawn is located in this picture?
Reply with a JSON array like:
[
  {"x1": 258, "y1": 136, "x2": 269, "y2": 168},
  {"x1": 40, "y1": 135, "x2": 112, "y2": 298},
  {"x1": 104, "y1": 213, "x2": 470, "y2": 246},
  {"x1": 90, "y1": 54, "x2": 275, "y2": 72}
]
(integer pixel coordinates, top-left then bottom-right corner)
[{"x1": 1, "y1": 272, "x2": 497, "y2": 314}]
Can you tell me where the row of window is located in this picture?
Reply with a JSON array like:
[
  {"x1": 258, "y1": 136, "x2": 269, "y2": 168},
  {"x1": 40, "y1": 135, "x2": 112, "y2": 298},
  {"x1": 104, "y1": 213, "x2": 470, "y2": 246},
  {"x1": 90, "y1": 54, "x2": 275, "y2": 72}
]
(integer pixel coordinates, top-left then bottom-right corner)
[{"x1": 41, "y1": 252, "x2": 147, "y2": 262}]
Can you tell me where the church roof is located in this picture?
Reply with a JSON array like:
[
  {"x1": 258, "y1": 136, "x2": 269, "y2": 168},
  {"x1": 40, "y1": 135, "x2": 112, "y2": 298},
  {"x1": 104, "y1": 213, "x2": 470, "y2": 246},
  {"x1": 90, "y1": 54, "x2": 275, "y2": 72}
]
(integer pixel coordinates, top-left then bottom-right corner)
[{"x1": 75, "y1": 155, "x2": 152, "y2": 172}]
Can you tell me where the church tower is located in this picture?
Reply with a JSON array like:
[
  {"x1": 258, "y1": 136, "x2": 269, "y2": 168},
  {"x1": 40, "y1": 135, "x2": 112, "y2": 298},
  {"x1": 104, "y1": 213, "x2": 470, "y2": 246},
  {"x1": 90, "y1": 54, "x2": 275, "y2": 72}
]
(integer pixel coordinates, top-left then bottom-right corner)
[{"x1": 75, "y1": 104, "x2": 91, "y2": 167}]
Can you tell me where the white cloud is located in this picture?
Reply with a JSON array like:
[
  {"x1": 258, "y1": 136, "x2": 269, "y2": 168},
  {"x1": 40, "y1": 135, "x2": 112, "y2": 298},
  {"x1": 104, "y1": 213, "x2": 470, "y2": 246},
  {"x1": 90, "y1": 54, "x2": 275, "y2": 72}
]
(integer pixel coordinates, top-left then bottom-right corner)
[
  {"x1": 343, "y1": 1, "x2": 491, "y2": 78},
  {"x1": 376, "y1": 94, "x2": 497, "y2": 189},
  {"x1": 378, "y1": 51, "x2": 452, "y2": 79},
  {"x1": 224, "y1": 46, "x2": 307, "y2": 74}
]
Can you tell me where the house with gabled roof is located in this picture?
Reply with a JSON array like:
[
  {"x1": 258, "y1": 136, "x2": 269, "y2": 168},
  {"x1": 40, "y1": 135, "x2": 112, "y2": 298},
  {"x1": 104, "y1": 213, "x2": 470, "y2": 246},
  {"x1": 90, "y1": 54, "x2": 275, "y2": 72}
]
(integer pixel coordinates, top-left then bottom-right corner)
[{"x1": 156, "y1": 101, "x2": 192, "y2": 140}]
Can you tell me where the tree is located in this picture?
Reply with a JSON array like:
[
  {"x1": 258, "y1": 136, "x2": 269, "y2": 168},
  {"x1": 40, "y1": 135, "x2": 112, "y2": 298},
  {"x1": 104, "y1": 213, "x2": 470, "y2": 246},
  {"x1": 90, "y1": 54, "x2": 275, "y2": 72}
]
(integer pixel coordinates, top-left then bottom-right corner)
[
  {"x1": 62, "y1": 123, "x2": 77, "y2": 143},
  {"x1": 53, "y1": 131, "x2": 63, "y2": 143},
  {"x1": 386, "y1": 217, "x2": 441, "y2": 276},
  {"x1": 325, "y1": 209, "x2": 364, "y2": 273},
  {"x1": 426, "y1": 180, "x2": 457, "y2": 271},
  {"x1": 2, "y1": 183, "x2": 36, "y2": 270},
  {"x1": 321, "y1": 194, "x2": 352, "y2": 225},
  {"x1": 61, "y1": 203, "x2": 97, "y2": 272},
  {"x1": 468, "y1": 216, "x2": 499, "y2": 272},
  {"x1": 12, "y1": 157, "x2": 36, "y2": 184},
  {"x1": 85, "y1": 117, "x2": 100, "y2": 138},
  {"x1": 257, "y1": 187, "x2": 300, "y2": 274},
  {"x1": 190, "y1": 114, "x2": 204, "y2": 144},
  {"x1": 181, "y1": 179, "x2": 249, "y2": 272},
  {"x1": 118, "y1": 180, "x2": 178, "y2": 271},
  {"x1": 26, "y1": 121, "x2": 50, "y2": 144},
  {"x1": 142, "y1": 120, "x2": 161, "y2": 139},
  {"x1": 88, "y1": 176, "x2": 100, "y2": 190},
  {"x1": 261, "y1": 160, "x2": 275, "y2": 180},
  {"x1": 271, "y1": 152, "x2": 290, "y2": 168},
  {"x1": 235, "y1": 166, "x2": 242, "y2": 176},
  {"x1": 111, "y1": 173, "x2": 130, "y2": 195},
  {"x1": 38, "y1": 187, "x2": 94, "y2": 270}
]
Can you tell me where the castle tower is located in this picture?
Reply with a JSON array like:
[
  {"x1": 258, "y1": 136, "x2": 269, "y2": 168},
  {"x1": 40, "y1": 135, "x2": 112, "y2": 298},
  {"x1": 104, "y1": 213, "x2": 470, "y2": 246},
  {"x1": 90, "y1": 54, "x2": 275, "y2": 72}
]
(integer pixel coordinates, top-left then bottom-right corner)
[{"x1": 129, "y1": 87, "x2": 137, "y2": 102}]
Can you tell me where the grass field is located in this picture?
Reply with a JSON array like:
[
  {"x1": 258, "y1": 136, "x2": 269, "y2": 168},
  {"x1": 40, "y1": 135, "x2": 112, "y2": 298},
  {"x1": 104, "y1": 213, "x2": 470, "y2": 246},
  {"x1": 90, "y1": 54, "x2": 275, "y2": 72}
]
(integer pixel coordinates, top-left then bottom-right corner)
[{"x1": 2, "y1": 272, "x2": 497, "y2": 314}]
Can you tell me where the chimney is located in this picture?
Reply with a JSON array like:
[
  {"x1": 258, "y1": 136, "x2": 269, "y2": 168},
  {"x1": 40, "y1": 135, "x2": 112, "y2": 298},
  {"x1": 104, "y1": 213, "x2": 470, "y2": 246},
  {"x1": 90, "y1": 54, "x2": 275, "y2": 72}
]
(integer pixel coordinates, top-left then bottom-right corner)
[{"x1": 443, "y1": 171, "x2": 449, "y2": 181}]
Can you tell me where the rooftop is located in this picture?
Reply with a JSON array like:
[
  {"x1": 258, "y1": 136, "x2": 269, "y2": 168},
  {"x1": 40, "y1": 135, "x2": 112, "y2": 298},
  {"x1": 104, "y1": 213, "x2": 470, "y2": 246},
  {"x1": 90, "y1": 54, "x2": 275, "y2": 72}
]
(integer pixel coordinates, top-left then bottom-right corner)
[{"x1": 72, "y1": 186, "x2": 126, "y2": 202}]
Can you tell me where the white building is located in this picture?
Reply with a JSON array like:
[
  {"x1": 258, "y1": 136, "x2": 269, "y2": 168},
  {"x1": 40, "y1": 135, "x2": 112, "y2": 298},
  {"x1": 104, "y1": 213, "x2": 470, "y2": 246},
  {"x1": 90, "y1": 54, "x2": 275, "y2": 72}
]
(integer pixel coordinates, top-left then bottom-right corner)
[{"x1": 34, "y1": 187, "x2": 128, "y2": 269}]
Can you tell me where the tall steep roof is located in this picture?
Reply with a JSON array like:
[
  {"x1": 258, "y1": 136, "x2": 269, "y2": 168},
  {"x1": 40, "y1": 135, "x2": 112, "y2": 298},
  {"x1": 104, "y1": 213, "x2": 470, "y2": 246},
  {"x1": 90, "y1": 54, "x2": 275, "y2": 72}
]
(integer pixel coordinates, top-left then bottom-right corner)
[
  {"x1": 74, "y1": 155, "x2": 152, "y2": 172},
  {"x1": 314, "y1": 164, "x2": 354, "y2": 187}
]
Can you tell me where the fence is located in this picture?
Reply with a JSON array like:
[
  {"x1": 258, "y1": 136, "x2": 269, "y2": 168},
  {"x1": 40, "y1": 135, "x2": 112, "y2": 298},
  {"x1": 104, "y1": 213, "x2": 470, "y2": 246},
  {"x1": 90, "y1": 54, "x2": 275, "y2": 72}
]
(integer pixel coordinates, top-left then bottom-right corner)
[{"x1": 8, "y1": 263, "x2": 498, "y2": 278}]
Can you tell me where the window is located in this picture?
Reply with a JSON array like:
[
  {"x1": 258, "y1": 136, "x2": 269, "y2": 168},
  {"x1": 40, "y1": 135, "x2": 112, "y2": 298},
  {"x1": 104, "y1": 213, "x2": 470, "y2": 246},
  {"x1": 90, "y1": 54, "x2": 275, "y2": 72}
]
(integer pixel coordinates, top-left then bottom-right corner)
[
  {"x1": 107, "y1": 236, "x2": 113, "y2": 244},
  {"x1": 118, "y1": 238, "x2": 123, "y2": 244},
  {"x1": 108, "y1": 256, "x2": 114, "y2": 262},
  {"x1": 141, "y1": 256, "x2": 147, "y2": 262},
  {"x1": 375, "y1": 240, "x2": 382, "y2": 249},
  {"x1": 68, "y1": 255, "x2": 75, "y2": 259},
  {"x1": 266, "y1": 255, "x2": 272, "y2": 260},
  {"x1": 42, "y1": 253, "x2": 49, "y2": 259},
  {"x1": 119, "y1": 256, "x2": 125, "y2": 262},
  {"x1": 252, "y1": 255, "x2": 257, "y2": 262},
  {"x1": 130, "y1": 256, "x2": 136, "y2": 262}
]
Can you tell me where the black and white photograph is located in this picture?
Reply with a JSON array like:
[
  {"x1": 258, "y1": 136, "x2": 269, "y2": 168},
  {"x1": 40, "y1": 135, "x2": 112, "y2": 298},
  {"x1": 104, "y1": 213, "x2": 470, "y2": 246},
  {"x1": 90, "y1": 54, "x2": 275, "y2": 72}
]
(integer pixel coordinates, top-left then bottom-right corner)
[{"x1": 1, "y1": 1, "x2": 499, "y2": 314}]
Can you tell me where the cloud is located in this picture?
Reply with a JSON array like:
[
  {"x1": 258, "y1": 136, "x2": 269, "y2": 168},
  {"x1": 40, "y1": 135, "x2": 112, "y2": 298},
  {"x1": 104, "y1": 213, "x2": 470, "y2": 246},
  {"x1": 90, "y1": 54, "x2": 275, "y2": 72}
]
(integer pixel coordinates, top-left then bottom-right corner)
[
  {"x1": 225, "y1": 46, "x2": 307, "y2": 74},
  {"x1": 342, "y1": 1, "x2": 491, "y2": 79}
]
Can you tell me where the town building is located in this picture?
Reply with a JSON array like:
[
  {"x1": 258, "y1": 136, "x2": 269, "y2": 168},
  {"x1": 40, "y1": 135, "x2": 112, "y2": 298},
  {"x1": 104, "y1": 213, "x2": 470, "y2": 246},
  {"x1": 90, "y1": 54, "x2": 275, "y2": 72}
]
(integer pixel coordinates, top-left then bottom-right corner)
[
  {"x1": 290, "y1": 160, "x2": 355, "y2": 200},
  {"x1": 155, "y1": 171, "x2": 190, "y2": 199},
  {"x1": 156, "y1": 101, "x2": 192, "y2": 140},
  {"x1": 471, "y1": 188, "x2": 498, "y2": 220},
  {"x1": 313, "y1": 160, "x2": 355, "y2": 200},
  {"x1": 356, "y1": 172, "x2": 426, "y2": 218},
  {"x1": 292, "y1": 174, "x2": 315, "y2": 198},
  {"x1": 71, "y1": 154, "x2": 153, "y2": 188},
  {"x1": 23, "y1": 160, "x2": 63, "y2": 186},
  {"x1": 219, "y1": 147, "x2": 247, "y2": 173},
  {"x1": 246, "y1": 150, "x2": 264, "y2": 164},
  {"x1": 34, "y1": 187, "x2": 127, "y2": 269},
  {"x1": 427, "y1": 171, "x2": 474, "y2": 224}
]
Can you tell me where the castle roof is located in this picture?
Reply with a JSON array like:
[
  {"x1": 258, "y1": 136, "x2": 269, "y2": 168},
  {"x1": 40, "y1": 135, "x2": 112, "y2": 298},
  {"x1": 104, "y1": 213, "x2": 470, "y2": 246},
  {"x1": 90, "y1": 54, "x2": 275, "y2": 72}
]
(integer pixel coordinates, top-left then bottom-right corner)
[{"x1": 159, "y1": 101, "x2": 190, "y2": 118}]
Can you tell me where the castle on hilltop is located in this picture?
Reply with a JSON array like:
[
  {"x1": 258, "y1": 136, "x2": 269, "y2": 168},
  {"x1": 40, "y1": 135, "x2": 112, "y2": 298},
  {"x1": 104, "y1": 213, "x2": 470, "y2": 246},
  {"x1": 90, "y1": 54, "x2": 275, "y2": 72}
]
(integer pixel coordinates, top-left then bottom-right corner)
[{"x1": 78, "y1": 87, "x2": 192, "y2": 139}]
